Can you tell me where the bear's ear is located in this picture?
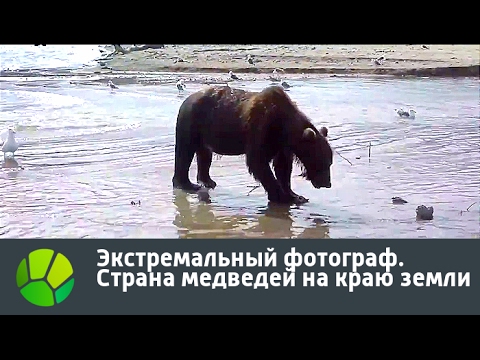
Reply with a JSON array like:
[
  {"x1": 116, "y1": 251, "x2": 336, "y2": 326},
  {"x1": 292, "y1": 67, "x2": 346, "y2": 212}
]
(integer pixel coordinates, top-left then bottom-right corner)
[
  {"x1": 320, "y1": 127, "x2": 328, "y2": 137},
  {"x1": 302, "y1": 127, "x2": 316, "y2": 141}
]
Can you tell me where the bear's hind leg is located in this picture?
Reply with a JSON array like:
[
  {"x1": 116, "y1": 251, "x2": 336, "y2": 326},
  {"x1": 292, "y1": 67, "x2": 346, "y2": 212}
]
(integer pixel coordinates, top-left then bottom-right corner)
[
  {"x1": 273, "y1": 150, "x2": 309, "y2": 204},
  {"x1": 172, "y1": 142, "x2": 202, "y2": 192},
  {"x1": 196, "y1": 146, "x2": 217, "y2": 189}
]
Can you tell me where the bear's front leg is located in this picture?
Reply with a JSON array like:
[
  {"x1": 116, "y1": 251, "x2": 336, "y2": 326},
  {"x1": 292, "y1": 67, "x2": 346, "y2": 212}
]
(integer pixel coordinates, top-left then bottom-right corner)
[
  {"x1": 273, "y1": 150, "x2": 309, "y2": 205},
  {"x1": 246, "y1": 155, "x2": 293, "y2": 204}
]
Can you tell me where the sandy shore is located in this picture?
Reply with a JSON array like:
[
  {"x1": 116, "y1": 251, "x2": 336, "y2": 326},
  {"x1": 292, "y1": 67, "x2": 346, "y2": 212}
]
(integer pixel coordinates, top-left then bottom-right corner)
[{"x1": 92, "y1": 45, "x2": 479, "y2": 78}]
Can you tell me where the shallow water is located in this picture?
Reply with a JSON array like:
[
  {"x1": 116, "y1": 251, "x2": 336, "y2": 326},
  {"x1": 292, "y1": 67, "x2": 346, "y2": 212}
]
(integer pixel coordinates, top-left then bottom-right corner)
[
  {"x1": 0, "y1": 47, "x2": 479, "y2": 238},
  {"x1": 0, "y1": 45, "x2": 102, "y2": 71}
]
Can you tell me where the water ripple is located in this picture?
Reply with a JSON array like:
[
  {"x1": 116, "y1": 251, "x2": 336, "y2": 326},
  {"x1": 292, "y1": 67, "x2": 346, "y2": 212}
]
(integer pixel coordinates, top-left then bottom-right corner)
[{"x1": 0, "y1": 76, "x2": 478, "y2": 238}]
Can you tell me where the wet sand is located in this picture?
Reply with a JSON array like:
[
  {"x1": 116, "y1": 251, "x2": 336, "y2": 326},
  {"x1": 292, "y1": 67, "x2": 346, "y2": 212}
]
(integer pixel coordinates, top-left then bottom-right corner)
[{"x1": 92, "y1": 45, "x2": 479, "y2": 78}]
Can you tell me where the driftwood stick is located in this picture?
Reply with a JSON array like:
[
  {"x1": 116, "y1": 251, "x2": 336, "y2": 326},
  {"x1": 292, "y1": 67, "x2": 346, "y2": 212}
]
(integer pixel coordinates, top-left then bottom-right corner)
[
  {"x1": 460, "y1": 201, "x2": 477, "y2": 215},
  {"x1": 466, "y1": 201, "x2": 477, "y2": 212},
  {"x1": 113, "y1": 44, "x2": 165, "y2": 54},
  {"x1": 247, "y1": 185, "x2": 261, "y2": 195},
  {"x1": 334, "y1": 149, "x2": 353, "y2": 166}
]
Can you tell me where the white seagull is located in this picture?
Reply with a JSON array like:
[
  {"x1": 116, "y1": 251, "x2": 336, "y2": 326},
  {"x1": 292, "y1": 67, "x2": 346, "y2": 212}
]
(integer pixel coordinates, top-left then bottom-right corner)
[
  {"x1": 176, "y1": 79, "x2": 186, "y2": 92},
  {"x1": 229, "y1": 71, "x2": 240, "y2": 80},
  {"x1": 1, "y1": 129, "x2": 19, "y2": 160},
  {"x1": 107, "y1": 80, "x2": 118, "y2": 90},
  {"x1": 395, "y1": 108, "x2": 416, "y2": 119},
  {"x1": 269, "y1": 68, "x2": 283, "y2": 82}
]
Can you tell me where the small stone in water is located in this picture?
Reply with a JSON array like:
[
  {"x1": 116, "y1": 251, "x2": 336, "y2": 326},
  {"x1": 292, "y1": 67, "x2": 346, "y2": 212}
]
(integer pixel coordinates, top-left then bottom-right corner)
[
  {"x1": 198, "y1": 187, "x2": 211, "y2": 203},
  {"x1": 416, "y1": 205, "x2": 434, "y2": 220},
  {"x1": 392, "y1": 197, "x2": 408, "y2": 204}
]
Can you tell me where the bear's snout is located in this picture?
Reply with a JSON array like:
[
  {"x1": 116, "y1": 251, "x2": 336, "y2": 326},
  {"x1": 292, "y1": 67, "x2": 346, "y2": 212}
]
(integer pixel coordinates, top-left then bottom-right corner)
[
  {"x1": 311, "y1": 172, "x2": 331, "y2": 189},
  {"x1": 313, "y1": 182, "x2": 331, "y2": 189}
]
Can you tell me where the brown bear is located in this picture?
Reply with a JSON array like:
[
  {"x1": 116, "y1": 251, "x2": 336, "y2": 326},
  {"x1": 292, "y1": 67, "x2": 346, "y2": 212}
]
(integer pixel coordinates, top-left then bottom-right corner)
[{"x1": 172, "y1": 85, "x2": 333, "y2": 205}]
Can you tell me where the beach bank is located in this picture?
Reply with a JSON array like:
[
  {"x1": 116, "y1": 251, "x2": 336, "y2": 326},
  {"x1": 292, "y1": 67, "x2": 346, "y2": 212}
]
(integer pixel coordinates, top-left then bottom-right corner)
[{"x1": 92, "y1": 45, "x2": 479, "y2": 78}]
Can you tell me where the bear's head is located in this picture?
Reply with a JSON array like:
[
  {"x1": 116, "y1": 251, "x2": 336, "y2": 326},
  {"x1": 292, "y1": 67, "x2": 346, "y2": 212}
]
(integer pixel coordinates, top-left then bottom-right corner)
[{"x1": 294, "y1": 125, "x2": 332, "y2": 189}]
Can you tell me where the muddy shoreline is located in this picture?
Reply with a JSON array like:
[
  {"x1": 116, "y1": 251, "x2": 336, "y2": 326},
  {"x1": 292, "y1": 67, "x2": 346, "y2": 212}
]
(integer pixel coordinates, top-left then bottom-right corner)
[{"x1": 89, "y1": 45, "x2": 479, "y2": 78}]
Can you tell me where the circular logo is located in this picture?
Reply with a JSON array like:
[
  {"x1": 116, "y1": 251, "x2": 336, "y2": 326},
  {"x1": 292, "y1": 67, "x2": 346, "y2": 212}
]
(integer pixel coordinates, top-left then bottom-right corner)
[{"x1": 16, "y1": 249, "x2": 74, "y2": 307}]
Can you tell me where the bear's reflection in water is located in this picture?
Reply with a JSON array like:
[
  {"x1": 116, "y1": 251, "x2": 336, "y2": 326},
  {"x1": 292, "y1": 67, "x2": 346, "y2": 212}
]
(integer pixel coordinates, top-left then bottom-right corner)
[{"x1": 172, "y1": 190, "x2": 330, "y2": 239}]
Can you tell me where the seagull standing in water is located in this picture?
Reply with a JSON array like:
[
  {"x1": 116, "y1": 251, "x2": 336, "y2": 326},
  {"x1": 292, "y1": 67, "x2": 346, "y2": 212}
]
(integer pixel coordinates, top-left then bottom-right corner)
[
  {"x1": 107, "y1": 80, "x2": 118, "y2": 90},
  {"x1": 269, "y1": 68, "x2": 284, "y2": 82},
  {"x1": 229, "y1": 71, "x2": 240, "y2": 80},
  {"x1": 1, "y1": 129, "x2": 19, "y2": 160},
  {"x1": 176, "y1": 79, "x2": 186, "y2": 92},
  {"x1": 395, "y1": 108, "x2": 416, "y2": 119}
]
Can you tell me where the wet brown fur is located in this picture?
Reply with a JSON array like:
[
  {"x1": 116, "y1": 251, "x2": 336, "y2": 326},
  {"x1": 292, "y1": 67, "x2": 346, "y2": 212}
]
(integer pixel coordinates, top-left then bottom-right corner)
[
  {"x1": 240, "y1": 86, "x2": 311, "y2": 176},
  {"x1": 172, "y1": 85, "x2": 333, "y2": 204}
]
